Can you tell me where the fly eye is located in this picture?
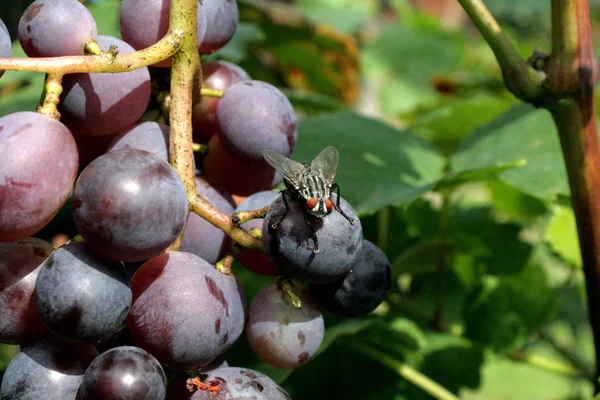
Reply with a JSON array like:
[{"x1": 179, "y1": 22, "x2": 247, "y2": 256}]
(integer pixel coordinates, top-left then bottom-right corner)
[
  {"x1": 306, "y1": 198, "x2": 319, "y2": 209},
  {"x1": 325, "y1": 199, "x2": 333, "y2": 212}
]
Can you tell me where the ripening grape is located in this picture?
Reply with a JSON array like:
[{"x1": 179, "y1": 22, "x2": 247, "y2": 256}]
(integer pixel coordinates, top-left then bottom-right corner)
[
  {"x1": 34, "y1": 241, "x2": 132, "y2": 343},
  {"x1": 18, "y1": 0, "x2": 97, "y2": 57},
  {"x1": 108, "y1": 121, "x2": 170, "y2": 161},
  {"x1": 0, "y1": 338, "x2": 99, "y2": 400},
  {"x1": 219, "y1": 273, "x2": 247, "y2": 350},
  {"x1": 217, "y1": 80, "x2": 297, "y2": 160},
  {"x1": 310, "y1": 240, "x2": 392, "y2": 317},
  {"x1": 59, "y1": 36, "x2": 151, "y2": 136},
  {"x1": 190, "y1": 367, "x2": 291, "y2": 399},
  {"x1": 72, "y1": 150, "x2": 188, "y2": 262},
  {"x1": 262, "y1": 194, "x2": 363, "y2": 283},
  {"x1": 72, "y1": 130, "x2": 116, "y2": 167},
  {"x1": 0, "y1": 112, "x2": 78, "y2": 242},
  {"x1": 0, "y1": 238, "x2": 53, "y2": 344},
  {"x1": 0, "y1": 18, "x2": 11, "y2": 78},
  {"x1": 198, "y1": 0, "x2": 239, "y2": 54},
  {"x1": 246, "y1": 283, "x2": 324, "y2": 369}
]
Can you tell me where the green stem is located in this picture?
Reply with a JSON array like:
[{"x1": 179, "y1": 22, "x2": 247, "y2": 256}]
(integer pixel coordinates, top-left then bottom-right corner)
[
  {"x1": 200, "y1": 88, "x2": 224, "y2": 98},
  {"x1": 539, "y1": 329, "x2": 595, "y2": 381},
  {"x1": 508, "y1": 351, "x2": 588, "y2": 379}
]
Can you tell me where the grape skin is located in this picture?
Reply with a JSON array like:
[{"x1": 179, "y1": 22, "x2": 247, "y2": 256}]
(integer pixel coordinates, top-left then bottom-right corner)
[
  {"x1": 0, "y1": 112, "x2": 78, "y2": 242},
  {"x1": 217, "y1": 80, "x2": 298, "y2": 160},
  {"x1": 77, "y1": 346, "x2": 167, "y2": 400},
  {"x1": 107, "y1": 122, "x2": 170, "y2": 161},
  {"x1": 190, "y1": 367, "x2": 291, "y2": 399},
  {"x1": 18, "y1": 0, "x2": 97, "y2": 57},
  {"x1": 59, "y1": 36, "x2": 151, "y2": 136},
  {"x1": 34, "y1": 241, "x2": 132, "y2": 343},
  {"x1": 0, "y1": 18, "x2": 11, "y2": 78},
  {"x1": 0, "y1": 338, "x2": 99, "y2": 400},
  {"x1": 72, "y1": 150, "x2": 188, "y2": 262},
  {"x1": 262, "y1": 194, "x2": 363, "y2": 283},
  {"x1": 246, "y1": 284, "x2": 324, "y2": 369},
  {"x1": 0, "y1": 238, "x2": 53, "y2": 344},
  {"x1": 310, "y1": 240, "x2": 392, "y2": 317},
  {"x1": 219, "y1": 273, "x2": 247, "y2": 350},
  {"x1": 198, "y1": 0, "x2": 239, "y2": 54}
]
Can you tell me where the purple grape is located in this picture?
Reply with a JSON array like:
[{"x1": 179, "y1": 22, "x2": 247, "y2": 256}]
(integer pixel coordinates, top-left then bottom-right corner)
[
  {"x1": 217, "y1": 80, "x2": 297, "y2": 160},
  {"x1": 310, "y1": 240, "x2": 391, "y2": 317},
  {"x1": 0, "y1": 18, "x2": 11, "y2": 78},
  {"x1": 77, "y1": 346, "x2": 166, "y2": 400},
  {"x1": 72, "y1": 130, "x2": 116, "y2": 167},
  {"x1": 72, "y1": 150, "x2": 188, "y2": 262},
  {"x1": 219, "y1": 273, "x2": 246, "y2": 350},
  {"x1": 34, "y1": 241, "x2": 132, "y2": 343},
  {"x1": 59, "y1": 36, "x2": 151, "y2": 136},
  {"x1": 246, "y1": 284, "x2": 324, "y2": 369},
  {"x1": 234, "y1": 191, "x2": 279, "y2": 276},
  {"x1": 0, "y1": 238, "x2": 53, "y2": 344},
  {"x1": 0, "y1": 338, "x2": 99, "y2": 400},
  {"x1": 262, "y1": 194, "x2": 363, "y2": 283},
  {"x1": 198, "y1": 0, "x2": 239, "y2": 54},
  {"x1": 107, "y1": 122, "x2": 170, "y2": 161},
  {"x1": 190, "y1": 367, "x2": 291, "y2": 399},
  {"x1": 127, "y1": 252, "x2": 231, "y2": 370},
  {"x1": 192, "y1": 61, "x2": 250, "y2": 140},
  {"x1": 197, "y1": 353, "x2": 228, "y2": 373},
  {"x1": 0, "y1": 112, "x2": 78, "y2": 242},
  {"x1": 120, "y1": 0, "x2": 207, "y2": 67},
  {"x1": 180, "y1": 176, "x2": 235, "y2": 264},
  {"x1": 18, "y1": 0, "x2": 97, "y2": 57}
]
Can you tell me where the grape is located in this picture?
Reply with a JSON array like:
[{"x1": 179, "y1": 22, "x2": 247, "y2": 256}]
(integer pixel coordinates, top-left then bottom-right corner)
[
  {"x1": 262, "y1": 194, "x2": 363, "y2": 283},
  {"x1": 180, "y1": 176, "x2": 235, "y2": 264},
  {"x1": 0, "y1": 238, "x2": 53, "y2": 344},
  {"x1": 107, "y1": 122, "x2": 170, "y2": 161},
  {"x1": 217, "y1": 80, "x2": 297, "y2": 160},
  {"x1": 202, "y1": 135, "x2": 282, "y2": 196},
  {"x1": 59, "y1": 36, "x2": 151, "y2": 136},
  {"x1": 127, "y1": 252, "x2": 231, "y2": 370},
  {"x1": 0, "y1": 338, "x2": 99, "y2": 400},
  {"x1": 0, "y1": 18, "x2": 11, "y2": 78},
  {"x1": 310, "y1": 240, "x2": 392, "y2": 317},
  {"x1": 234, "y1": 191, "x2": 279, "y2": 276},
  {"x1": 197, "y1": 354, "x2": 228, "y2": 373},
  {"x1": 18, "y1": 0, "x2": 97, "y2": 57},
  {"x1": 192, "y1": 61, "x2": 250, "y2": 139},
  {"x1": 120, "y1": 0, "x2": 207, "y2": 67},
  {"x1": 0, "y1": 112, "x2": 78, "y2": 242},
  {"x1": 219, "y1": 273, "x2": 246, "y2": 350},
  {"x1": 246, "y1": 284, "x2": 324, "y2": 369},
  {"x1": 72, "y1": 131, "x2": 116, "y2": 167},
  {"x1": 77, "y1": 346, "x2": 166, "y2": 400},
  {"x1": 72, "y1": 150, "x2": 188, "y2": 262},
  {"x1": 34, "y1": 241, "x2": 132, "y2": 343},
  {"x1": 190, "y1": 367, "x2": 291, "y2": 399},
  {"x1": 198, "y1": 0, "x2": 239, "y2": 54}
]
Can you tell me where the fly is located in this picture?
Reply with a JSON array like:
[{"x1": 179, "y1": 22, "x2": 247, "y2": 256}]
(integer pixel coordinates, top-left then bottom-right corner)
[{"x1": 263, "y1": 146, "x2": 355, "y2": 253}]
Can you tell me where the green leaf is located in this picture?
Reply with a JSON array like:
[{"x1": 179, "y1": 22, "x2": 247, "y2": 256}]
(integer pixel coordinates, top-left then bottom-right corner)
[
  {"x1": 545, "y1": 205, "x2": 582, "y2": 268},
  {"x1": 451, "y1": 104, "x2": 568, "y2": 201},
  {"x1": 316, "y1": 316, "x2": 376, "y2": 356},
  {"x1": 296, "y1": 110, "x2": 446, "y2": 215},
  {"x1": 487, "y1": 180, "x2": 548, "y2": 221},
  {"x1": 297, "y1": 0, "x2": 378, "y2": 34},
  {"x1": 280, "y1": 88, "x2": 346, "y2": 115},
  {"x1": 87, "y1": 0, "x2": 121, "y2": 38},
  {"x1": 213, "y1": 22, "x2": 266, "y2": 63}
]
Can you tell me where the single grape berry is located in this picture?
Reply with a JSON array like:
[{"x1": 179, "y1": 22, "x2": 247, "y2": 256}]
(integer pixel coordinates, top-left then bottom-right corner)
[
  {"x1": 108, "y1": 122, "x2": 170, "y2": 161},
  {"x1": 190, "y1": 367, "x2": 291, "y2": 399},
  {"x1": 310, "y1": 240, "x2": 391, "y2": 317},
  {"x1": 198, "y1": 0, "x2": 239, "y2": 54},
  {"x1": 0, "y1": 18, "x2": 11, "y2": 78}
]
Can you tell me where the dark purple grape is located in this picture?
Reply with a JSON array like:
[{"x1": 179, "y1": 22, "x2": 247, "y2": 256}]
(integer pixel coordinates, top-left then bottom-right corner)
[
  {"x1": 120, "y1": 0, "x2": 207, "y2": 67},
  {"x1": 0, "y1": 338, "x2": 99, "y2": 400},
  {"x1": 180, "y1": 176, "x2": 235, "y2": 264},
  {"x1": 0, "y1": 238, "x2": 53, "y2": 344},
  {"x1": 18, "y1": 0, "x2": 97, "y2": 57},
  {"x1": 0, "y1": 112, "x2": 78, "y2": 242},
  {"x1": 107, "y1": 122, "x2": 170, "y2": 161},
  {"x1": 190, "y1": 367, "x2": 291, "y2": 399},
  {"x1": 127, "y1": 252, "x2": 231, "y2": 370},
  {"x1": 234, "y1": 191, "x2": 279, "y2": 276},
  {"x1": 59, "y1": 36, "x2": 151, "y2": 136},
  {"x1": 34, "y1": 241, "x2": 132, "y2": 343},
  {"x1": 310, "y1": 240, "x2": 391, "y2": 317},
  {"x1": 198, "y1": 0, "x2": 239, "y2": 54},
  {"x1": 202, "y1": 135, "x2": 282, "y2": 196},
  {"x1": 0, "y1": 18, "x2": 11, "y2": 78},
  {"x1": 246, "y1": 284, "x2": 324, "y2": 369},
  {"x1": 219, "y1": 273, "x2": 246, "y2": 350},
  {"x1": 262, "y1": 194, "x2": 363, "y2": 283},
  {"x1": 217, "y1": 80, "x2": 297, "y2": 160},
  {"x1": 72, "y1": 130, "x2": 116, "y2": 167},
  {"x1": 77, "y1": 346, "x2": 166, "y2": 400},
  {"x1": 72, "y1": 150, "x2": 188, "y2": 262},
  {"x1": 192, "y1": 61, "x2": 250, "y2": 139}
]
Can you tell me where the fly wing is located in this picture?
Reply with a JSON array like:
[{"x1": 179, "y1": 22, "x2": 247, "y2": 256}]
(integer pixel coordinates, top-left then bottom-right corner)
[
  {"x1": 310, "y1": 146, "x2": 339, "y2": 185},
  {"x1": 263, "y1": 150, "x2": 304, "y2": 187}
]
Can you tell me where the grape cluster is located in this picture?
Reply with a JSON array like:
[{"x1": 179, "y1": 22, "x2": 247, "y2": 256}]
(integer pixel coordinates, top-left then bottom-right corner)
[{"x1": 0, "y1": 0, "x2": 390, "y2": 398}]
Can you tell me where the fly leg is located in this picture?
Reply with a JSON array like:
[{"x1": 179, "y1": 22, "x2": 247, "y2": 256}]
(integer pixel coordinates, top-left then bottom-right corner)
[
  {"x1": 331, "y1": 183, "x2": 355, "y2": 224},
  {"x1": 304, "y1": 212, "x2": 319, "y2": 253},
  {"x1": 271, "y1": 190, "x2": 293, "y2": 229}
]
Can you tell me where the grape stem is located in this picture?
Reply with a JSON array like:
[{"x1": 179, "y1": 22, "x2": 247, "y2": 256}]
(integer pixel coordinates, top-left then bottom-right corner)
[
  {"x1": 37, "y1": 74, "x2": 63, "y2": 120},
  {"x1": 231, "y1": 206, "x2": 270, "y2": 226},
  {"x1": 276, "y1": 277, "x2": 302, "y2": 308},
  {"x1": 200, "y1": 88, "x2": 224, "y2": 98}
]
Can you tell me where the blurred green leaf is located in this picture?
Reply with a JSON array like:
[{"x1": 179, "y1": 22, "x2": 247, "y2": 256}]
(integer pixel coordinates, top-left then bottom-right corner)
[
  {"x1": 213, "y1": 22, "x2": 265, "y2": 63},
  {"x1": 545, "y1": 205, "x2": 582, "y2": 268},
  {"x1": 487, "y1": 180, "x2": 548, "y2": 221},
  {"x1": 297, "y1": 0, "x2": 378, "y2": 34},
  {"x1": 87, "y1": 0, "x2": 121, "y2": 38},
  {"x1": 280, "y1": 88, "x2": 346, "y2": 115}
]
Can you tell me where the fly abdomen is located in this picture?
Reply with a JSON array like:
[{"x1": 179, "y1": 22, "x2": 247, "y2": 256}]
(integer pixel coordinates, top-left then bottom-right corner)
[{"x1": 300, "y1": 173, "x2": 329, "y2": 200}]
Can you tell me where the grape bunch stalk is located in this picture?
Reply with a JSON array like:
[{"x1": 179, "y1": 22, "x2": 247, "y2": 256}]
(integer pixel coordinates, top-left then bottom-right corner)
[{"x1": 0, "y1": 0, "x2": 391, "y2": 399}]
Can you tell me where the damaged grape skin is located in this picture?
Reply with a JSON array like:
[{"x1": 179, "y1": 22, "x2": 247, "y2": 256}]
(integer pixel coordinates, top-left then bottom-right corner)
[{"x1": 190, "y1": 367, "x2": 291, "y2": 399}]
